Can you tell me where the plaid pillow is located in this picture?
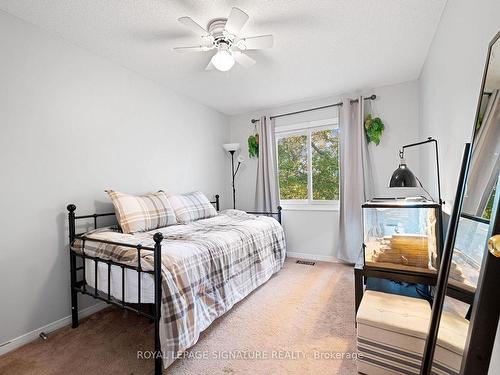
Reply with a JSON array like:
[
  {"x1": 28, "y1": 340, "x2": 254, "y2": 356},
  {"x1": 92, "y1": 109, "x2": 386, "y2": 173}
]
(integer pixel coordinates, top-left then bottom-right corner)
[
  {"x1": 106, "y1": 190, "x2": 177, "y2": 234},
  {"x1": 168, "y1": 191, "x2": 217, "y2": 224}
]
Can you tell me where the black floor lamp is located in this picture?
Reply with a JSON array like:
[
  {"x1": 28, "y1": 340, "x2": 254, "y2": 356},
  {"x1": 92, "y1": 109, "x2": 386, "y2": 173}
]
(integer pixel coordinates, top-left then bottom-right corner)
[
  {"x1": 223, "y1": 143, "x2": 244, "y2": 209},
  {"x1": 389, "y1": 136, "x2": 444, "y2": 259}
]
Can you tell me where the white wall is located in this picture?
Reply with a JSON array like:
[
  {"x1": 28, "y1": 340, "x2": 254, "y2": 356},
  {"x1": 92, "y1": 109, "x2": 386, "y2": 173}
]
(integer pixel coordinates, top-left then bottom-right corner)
[
  {"x1": 229, "y1": 80, "x2": 421, "y2": 260},
  {"x1": 419, "y1": 1, "x2": 500, "y2": 372},
  {"x1": 419, "y1": 0, "x2": 500, "y2": 212},
  {"x1": 0, "y1": 11, "x2": 230, "y2": 346},
  {"x1": 368, "y1": 81, "x2": 422, "y2": 197}
]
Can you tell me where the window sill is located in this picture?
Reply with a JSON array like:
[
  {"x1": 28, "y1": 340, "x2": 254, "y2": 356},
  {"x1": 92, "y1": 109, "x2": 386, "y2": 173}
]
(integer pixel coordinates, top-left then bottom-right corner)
[{"x1": 280, "y1": 204, "x2": 340, "y2": 212}]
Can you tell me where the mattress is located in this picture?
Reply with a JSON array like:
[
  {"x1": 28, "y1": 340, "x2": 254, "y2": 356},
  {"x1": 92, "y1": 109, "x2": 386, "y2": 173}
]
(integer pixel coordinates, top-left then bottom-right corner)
[{"x1": 84, "y1": 259, "x2": 155, "y2": 303}]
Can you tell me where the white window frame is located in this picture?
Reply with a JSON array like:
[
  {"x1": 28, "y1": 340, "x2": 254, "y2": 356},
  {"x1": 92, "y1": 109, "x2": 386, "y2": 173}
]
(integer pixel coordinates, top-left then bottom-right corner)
[{"x1": 275, "y1": 118, "x2": 340, "y2": 211}]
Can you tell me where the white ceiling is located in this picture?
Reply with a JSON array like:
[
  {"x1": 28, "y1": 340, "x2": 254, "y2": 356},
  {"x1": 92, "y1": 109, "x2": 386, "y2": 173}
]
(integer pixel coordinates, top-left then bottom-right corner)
[{"x1": 0, "y1": 0, "x2": 447, "y2": 115}]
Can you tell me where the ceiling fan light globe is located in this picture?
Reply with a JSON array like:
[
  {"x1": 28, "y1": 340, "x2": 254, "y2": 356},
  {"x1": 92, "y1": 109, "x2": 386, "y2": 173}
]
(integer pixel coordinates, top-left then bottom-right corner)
[{"x1": 211, "y1": 50, "x2": 235, "y2": 71}]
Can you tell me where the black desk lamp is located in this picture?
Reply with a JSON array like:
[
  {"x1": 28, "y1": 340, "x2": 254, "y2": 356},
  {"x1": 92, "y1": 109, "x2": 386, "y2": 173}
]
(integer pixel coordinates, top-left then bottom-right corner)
[
  {"x1": 389, "y1": 137, "x2": 443, "y2": 206},
  {"x1": 389, "y1": 137, "x2": 444, "y2": 261},
  {"x1": 389, "y1": 151, "x2": 418, "y2": 188}
]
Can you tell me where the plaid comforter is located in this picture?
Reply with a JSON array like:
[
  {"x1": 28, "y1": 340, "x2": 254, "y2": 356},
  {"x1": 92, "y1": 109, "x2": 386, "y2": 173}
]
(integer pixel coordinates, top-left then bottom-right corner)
[{"x1": 71, "y1": 209, "x2": 286, "y2": 368}]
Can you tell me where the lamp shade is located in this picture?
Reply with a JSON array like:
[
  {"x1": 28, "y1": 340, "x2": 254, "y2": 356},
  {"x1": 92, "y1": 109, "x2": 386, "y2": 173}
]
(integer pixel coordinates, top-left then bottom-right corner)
[
  {"x1": 223, "y1": 143, "x2": 240, "y2": 152},
  {"x1": 389, "y1": 163, "x2": 418, "y2": 187},
  {"x1": 211, "y1": 49, "x2": 235, "y2": 72}
]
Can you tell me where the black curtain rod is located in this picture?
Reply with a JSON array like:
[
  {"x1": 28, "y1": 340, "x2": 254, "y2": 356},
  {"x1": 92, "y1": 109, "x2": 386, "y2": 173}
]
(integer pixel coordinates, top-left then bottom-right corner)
[{"x1": 251, "y1": 94, "x2": 376, "y2": 124}]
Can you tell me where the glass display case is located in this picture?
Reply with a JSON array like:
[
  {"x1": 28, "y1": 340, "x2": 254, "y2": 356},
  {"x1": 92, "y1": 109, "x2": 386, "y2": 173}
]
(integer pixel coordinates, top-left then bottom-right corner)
[{"x1": 362, "y1": 198, "x2": 442, "y2": 273}]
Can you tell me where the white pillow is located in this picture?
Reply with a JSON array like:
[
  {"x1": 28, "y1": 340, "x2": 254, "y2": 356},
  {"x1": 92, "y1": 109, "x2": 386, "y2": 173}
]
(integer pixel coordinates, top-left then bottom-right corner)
[
  {"x1": 168, "y1": 191, "x2": 217, "y2": 224},
  {"x1": 106, "y1": 190, "x2": 177, "y2": 234}
]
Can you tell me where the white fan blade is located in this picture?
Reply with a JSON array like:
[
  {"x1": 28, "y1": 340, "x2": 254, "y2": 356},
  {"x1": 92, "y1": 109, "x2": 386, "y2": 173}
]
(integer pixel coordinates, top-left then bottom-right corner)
[
  {"x1": 173, "y1": 45, "x2": 210, "y2": 53},
  {"x1": 233, "y1": 51, "x2": 256, "y2": 68},
  {"x1": 224, "y1": 7, "x2": 249, "y2": 36},
  {"x1": 178, "y1": 16, "x2": 209, "y2": 36},
  {"x1": 236, "y1": 34, "x2": 274, "y2": 50},
  {"x1": 205, "y1": 61, "x2": 215, "y2": 71}
]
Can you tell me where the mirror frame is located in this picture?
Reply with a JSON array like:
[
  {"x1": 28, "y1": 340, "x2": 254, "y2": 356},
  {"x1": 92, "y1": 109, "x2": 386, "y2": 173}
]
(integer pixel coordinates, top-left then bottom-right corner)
[{"x1": 420, "y1": 30, "x2": 500, "y2": 375}]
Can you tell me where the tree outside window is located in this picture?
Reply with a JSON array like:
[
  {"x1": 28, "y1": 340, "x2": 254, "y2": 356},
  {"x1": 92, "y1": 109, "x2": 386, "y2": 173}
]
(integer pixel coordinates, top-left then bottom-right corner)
[{"x1": 276, "y1": 123, "x2": 339, "y2": 204}]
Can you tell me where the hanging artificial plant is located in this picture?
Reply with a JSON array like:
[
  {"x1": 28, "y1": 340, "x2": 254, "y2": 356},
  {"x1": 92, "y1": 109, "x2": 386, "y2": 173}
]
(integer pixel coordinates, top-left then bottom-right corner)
[
  {"x1": 248, "y1": 121, "x2": 259, "y2": 158},
  {"x1": 364, "y1": 114, "x2": 385, "y2": 145},
  {"x1": 248, "y1": 133, "x2": 259, "y2": 158}
]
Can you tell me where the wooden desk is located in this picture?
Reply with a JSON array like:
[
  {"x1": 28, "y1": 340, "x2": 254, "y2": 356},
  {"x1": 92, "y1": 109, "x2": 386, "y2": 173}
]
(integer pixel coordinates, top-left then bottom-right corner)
[{"x1": 354, "y1": 257, "x2": 475, "y2": 315}]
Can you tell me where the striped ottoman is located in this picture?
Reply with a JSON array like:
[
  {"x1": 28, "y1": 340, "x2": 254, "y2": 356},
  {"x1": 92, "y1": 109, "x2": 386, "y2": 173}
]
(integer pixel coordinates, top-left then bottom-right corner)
[{"x1": 356, "y1": 290, "x2": 469, "y2": 375}]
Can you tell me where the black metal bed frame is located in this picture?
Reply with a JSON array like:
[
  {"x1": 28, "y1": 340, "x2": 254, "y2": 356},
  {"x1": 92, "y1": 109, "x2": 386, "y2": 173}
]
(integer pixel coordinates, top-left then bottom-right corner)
[{"x1": 67, "y1": 194, "x2": 282, "y2": 375}]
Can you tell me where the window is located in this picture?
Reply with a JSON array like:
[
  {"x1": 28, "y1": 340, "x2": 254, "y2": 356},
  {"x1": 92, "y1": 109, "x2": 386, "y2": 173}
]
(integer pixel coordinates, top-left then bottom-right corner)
[
  {"x1": 276, "y1": 119, "x2": 340, "y2": 207},
  {"x1": 482, "y1": 184, "x2": 496, "y2": 220},
  {"x1": 453, "y1": 216, "x2": 489, "y2": 288}
]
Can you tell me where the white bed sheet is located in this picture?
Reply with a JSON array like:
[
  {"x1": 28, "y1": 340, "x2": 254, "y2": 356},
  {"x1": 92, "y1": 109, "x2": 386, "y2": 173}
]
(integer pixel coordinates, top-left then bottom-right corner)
[{"x1": 84, "y1": 259, "x2": 155, "y2": 303}]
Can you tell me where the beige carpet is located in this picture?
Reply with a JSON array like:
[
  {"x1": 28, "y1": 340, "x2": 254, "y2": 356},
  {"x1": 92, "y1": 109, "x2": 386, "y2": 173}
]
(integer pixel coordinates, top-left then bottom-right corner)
[{"x1": 0, "y1": 259, "x2": 357, "y2": 375}]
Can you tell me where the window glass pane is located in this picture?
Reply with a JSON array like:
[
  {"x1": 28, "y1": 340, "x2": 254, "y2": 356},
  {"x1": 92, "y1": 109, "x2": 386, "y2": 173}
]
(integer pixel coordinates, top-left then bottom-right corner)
[
  {"x1": 312, "y1": 128, "x2": 340, "y2": 200},
  {"x1": 453, "y1": 216, "x2": 489, "y2": 288},
  {"x1": 277, "y1": 134, "x2": 308, "y2": 199},
  {"x1": 482, "y1": 185, "x2": 496, "y2": 220}
]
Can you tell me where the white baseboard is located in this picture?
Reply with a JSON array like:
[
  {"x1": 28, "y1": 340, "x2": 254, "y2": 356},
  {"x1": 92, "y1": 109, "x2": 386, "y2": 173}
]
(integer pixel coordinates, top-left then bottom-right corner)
[
  {"x1": 0, "y1": 302, "x2": 107, "y2": 356},
  {"x1": 287, "y1": 251, "x2": 340, "y2": 263}
]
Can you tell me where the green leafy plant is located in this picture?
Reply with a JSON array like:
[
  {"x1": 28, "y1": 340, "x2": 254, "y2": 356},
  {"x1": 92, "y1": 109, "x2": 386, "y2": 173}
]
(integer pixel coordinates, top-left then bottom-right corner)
[
  {"x1": 248, "y1": 134, "x2": 259, "y2": 158},
  {"x1": 364, "y1": 114, "x2": 385, "y2": 145}
]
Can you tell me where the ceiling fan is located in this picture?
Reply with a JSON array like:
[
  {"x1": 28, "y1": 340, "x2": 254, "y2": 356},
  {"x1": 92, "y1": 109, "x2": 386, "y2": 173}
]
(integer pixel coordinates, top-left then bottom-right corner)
[{"x1": 173, "y1": 7, "x2": 274, "y2": 72}]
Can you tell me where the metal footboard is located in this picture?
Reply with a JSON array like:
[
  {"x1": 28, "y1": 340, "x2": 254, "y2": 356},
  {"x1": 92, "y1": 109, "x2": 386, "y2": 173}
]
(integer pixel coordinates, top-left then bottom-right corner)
[{"x1": 67, "y1": 204, "x2": 164, "y2": 374}]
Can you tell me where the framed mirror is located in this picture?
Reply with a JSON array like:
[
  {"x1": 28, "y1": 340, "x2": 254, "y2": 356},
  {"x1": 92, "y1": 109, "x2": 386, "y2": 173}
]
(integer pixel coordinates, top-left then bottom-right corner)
[{"x1": 422, "y1": 31, "x2": 500, "y2": 375}]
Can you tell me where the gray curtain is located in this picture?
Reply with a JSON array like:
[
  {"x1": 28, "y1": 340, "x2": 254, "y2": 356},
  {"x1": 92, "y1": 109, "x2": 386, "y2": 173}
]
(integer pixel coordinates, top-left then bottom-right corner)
[
  {"x1": 336, "y1": 97, "x2": 371, "y2": 263},
  {"x1": 255, "y1": 116, "x2": 279, "y2": 212},
  {"x1": 362, "y1": 101, "x2": 375, "y2": 200},
  {"x1": 463, "y1": 89, "x2": 500, "y2": 215}
]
